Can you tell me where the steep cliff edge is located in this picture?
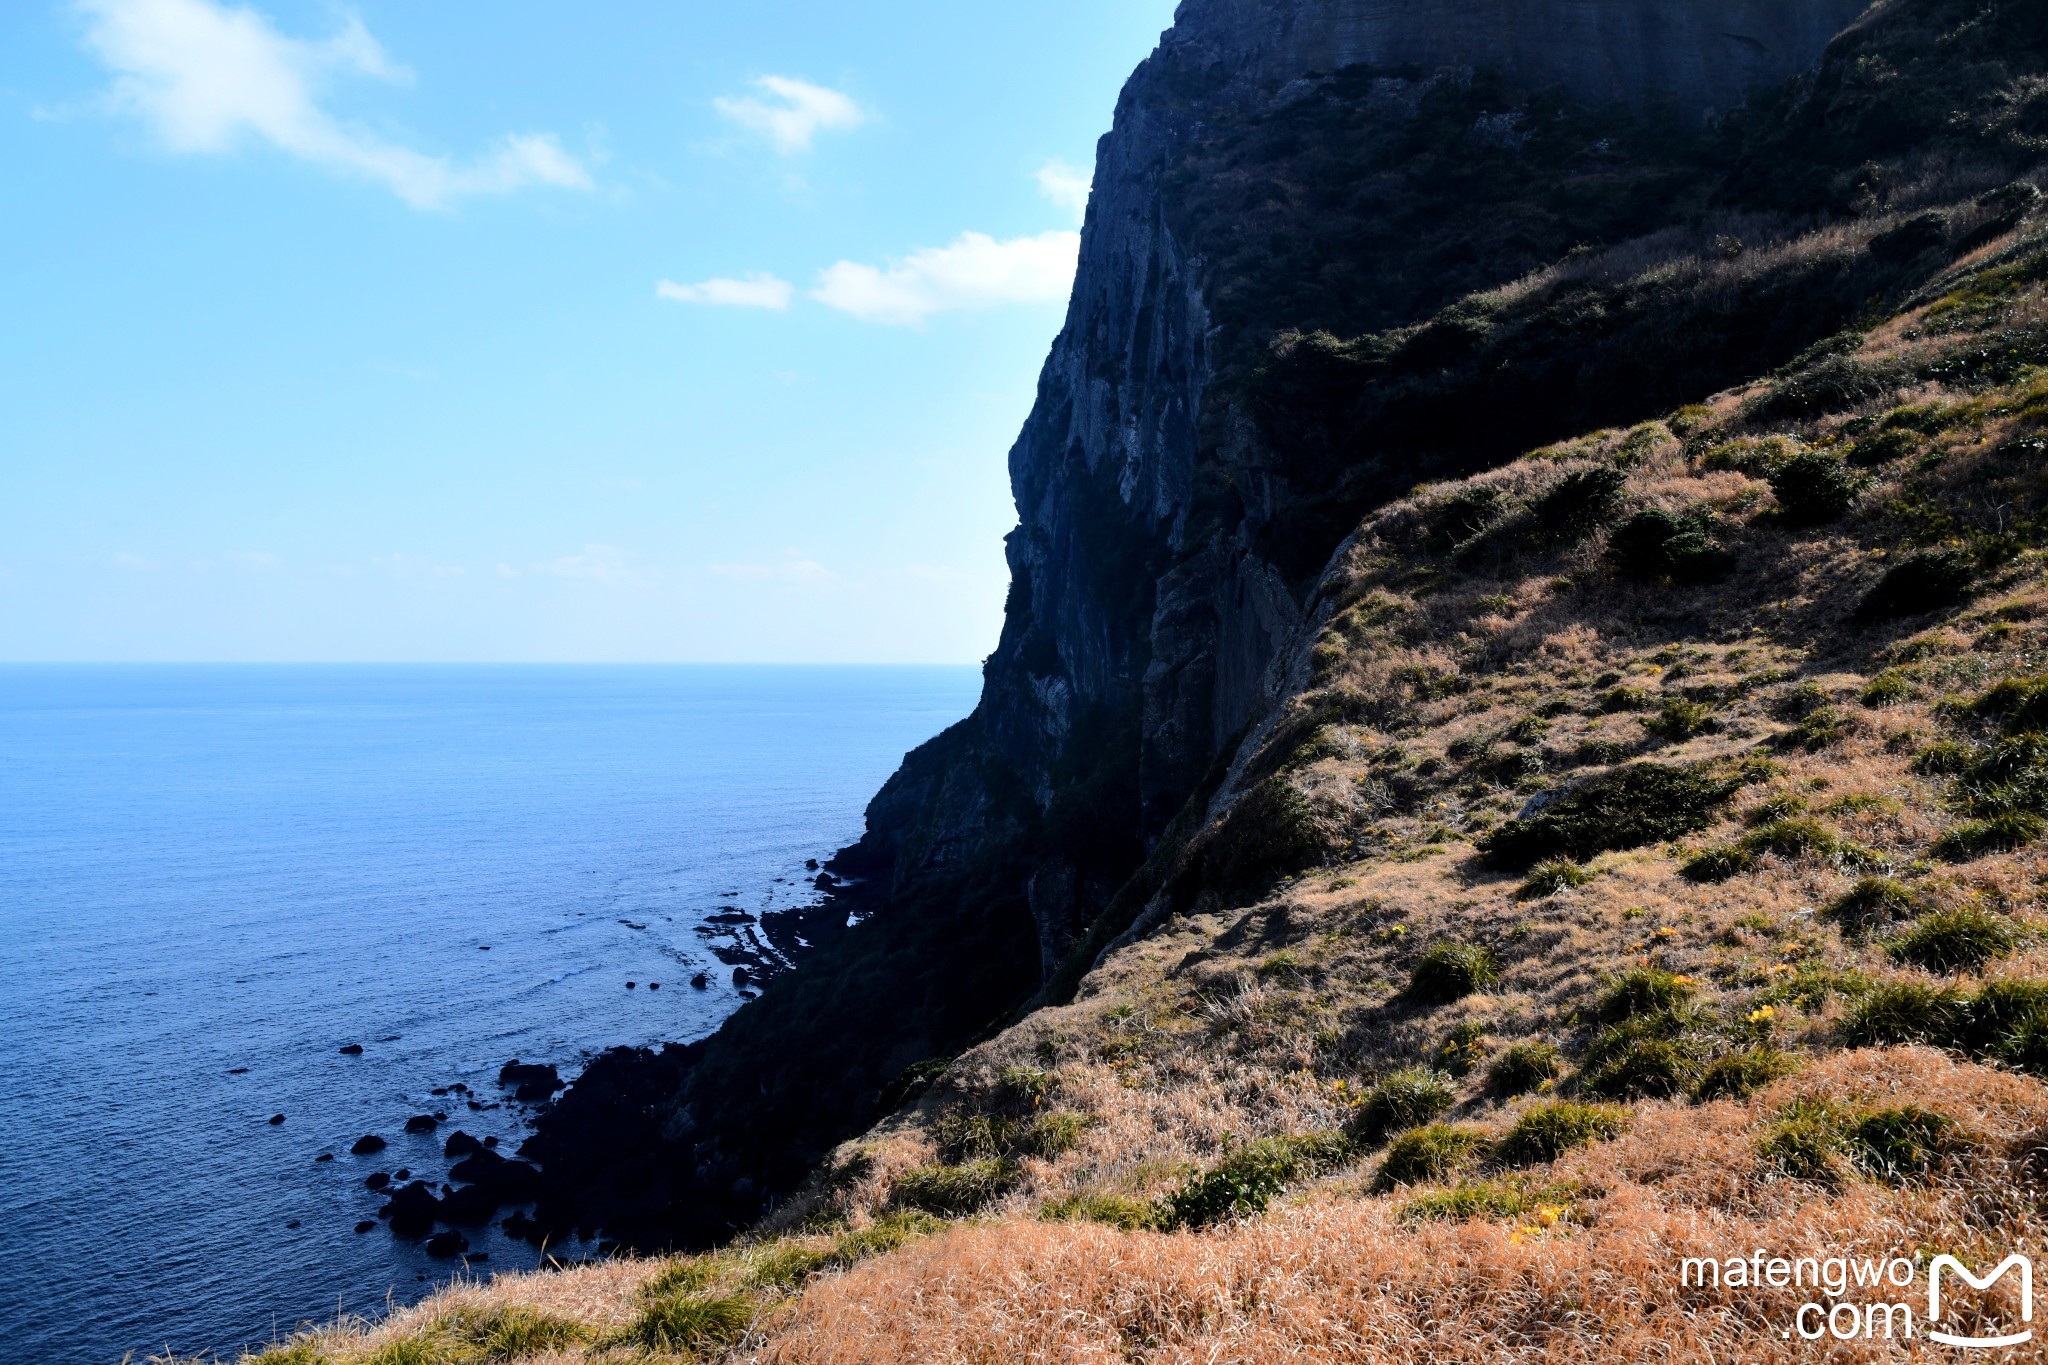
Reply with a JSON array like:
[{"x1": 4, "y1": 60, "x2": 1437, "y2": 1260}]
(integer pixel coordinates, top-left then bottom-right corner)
[
  {"x1": 527, "y1": 0, "x2": 2038, "y2": 1251},
  {"x1": 240, "y1": 1, "x2": 2048, "y2": 1358}
]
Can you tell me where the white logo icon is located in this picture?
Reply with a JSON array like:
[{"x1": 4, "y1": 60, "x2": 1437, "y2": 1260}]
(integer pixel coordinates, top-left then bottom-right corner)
[{"x1": 1928, "y1": 1254, "x2": 2034, "y2": 1349}]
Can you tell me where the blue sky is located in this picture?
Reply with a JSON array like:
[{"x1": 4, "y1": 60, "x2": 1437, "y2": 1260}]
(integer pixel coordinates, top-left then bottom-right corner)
[{"x1": 0, "y1": 0, "x2": 1178, "y2": 662}]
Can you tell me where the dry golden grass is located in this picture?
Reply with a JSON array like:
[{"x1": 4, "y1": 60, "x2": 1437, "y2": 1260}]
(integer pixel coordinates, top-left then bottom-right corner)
[{"x1": 213, "y1": 194, "x2": 2048, "y2": 1365}]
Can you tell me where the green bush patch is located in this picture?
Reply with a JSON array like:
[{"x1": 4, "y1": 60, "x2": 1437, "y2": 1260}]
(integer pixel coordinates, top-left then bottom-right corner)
[
  {"x1": 1349, "y1": 1068, "x2": 1457, "y2": 1145},
  {"x1": 1160, "y1": 1132, "x2": 1353, "y2": 1229},
  {"x1": 1486, "y1": 1041, "x2": 1564, "y2": 1096},
  {"x1": 1494, "y1": 1102, "x2": 1629, "y2": 1167},
  {"x1": 1374, "y1": 1124, "x2": 1488, "y2": 1190},
  {"x1": 1856, "y1": 550, "x2": 1975, "y2": 623},
  {"x1": 1479, "y1": 763, "x2": 1744, "y2": 870},
  {"x1": 1408, "y1": 943, "x2": 1501, "y2": 1004},
  {"x1": 1888, "y1": 907, "x2": 2021, "y2": 975},
  {"x1": 1694, "y1": 1047, "x2": 1799, "y2": 1101}
]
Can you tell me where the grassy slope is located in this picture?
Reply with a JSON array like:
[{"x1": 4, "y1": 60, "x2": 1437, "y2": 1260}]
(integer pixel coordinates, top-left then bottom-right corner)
[
  {"x1": 206, "y1": 4, "x2": 2048, "y2": 1361},
  {"x1": 216, "y1": 176, "x2": 2048, "y2": 1365}
]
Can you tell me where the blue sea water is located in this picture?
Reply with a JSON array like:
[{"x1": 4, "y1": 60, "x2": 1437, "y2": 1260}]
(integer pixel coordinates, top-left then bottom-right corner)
[{"x1": 0, "y1": 665, "x2": 980, "y2": 1364}]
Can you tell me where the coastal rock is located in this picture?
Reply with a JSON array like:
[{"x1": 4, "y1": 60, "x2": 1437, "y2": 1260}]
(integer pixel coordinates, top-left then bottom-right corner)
[
  {"x1": 349, "y1": 1135, "x2": 386, "y2": 1156},
  {"x1": 380, "y1": 1182, "x2": 441, "y2": 1238},
  {"x1": 403, "y1": 1114, "x2": 438, "y2": 1134},
  {"x1": 443, "y1": 1131, "x2": 483, "y2": 1159},
  {"x1": 450, "y1": 1148, "x2": 542, "y2": 1202},
  {"x1": 691, "y1": 973, "x2": 710, "y2": 989},
  {"x1": 498, "y1": 1061, "x2": 562, "y2": 1101},
  {"x1": 438, "y1": 1184, "x2": 500, "y2": 1225},
  {"x1": 353, "y1": 1221, "x2": 375, "y2": 1234},
  {"x1": 424, "y1": 1230, "x2": 469, "y2": 1258},
  {"x1": 365, "y1": 1171, "x2": 390, "y2": 1191},
  {"x1": 339, "y1": 1044, "x2": 363, "y2": 1055},
  {"x1": 267, "y1": 1114, "x2": 285, "y2": 1126}
]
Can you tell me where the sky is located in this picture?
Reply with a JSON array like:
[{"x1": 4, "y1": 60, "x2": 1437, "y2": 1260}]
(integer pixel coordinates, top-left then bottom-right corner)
[{"x1": 0, "y1": 0, "x2": 1179, "y2": 662}]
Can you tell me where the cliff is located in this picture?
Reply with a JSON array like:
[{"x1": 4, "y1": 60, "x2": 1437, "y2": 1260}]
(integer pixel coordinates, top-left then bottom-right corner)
[
  {"x1": 241, "y1": 0, "x2": 2048, "y2": 1357},
  {"x1": 523, "y1": 0, "x2": 2048, "y2": 1253}
]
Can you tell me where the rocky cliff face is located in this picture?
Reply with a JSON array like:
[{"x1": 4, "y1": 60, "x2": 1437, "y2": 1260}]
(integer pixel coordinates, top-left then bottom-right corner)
[
  {"x1": 531, "y1": 0, "x2": 1900, "y2": 1249},
  {"x1": 958, "y1": 0, "x2": 1871, "y2": 959}
]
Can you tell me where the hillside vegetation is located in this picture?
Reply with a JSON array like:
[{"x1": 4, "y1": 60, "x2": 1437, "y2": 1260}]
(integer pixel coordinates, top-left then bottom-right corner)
[{"x1": 200, "y1": 2, "x2": 2048, "y2": 1361}]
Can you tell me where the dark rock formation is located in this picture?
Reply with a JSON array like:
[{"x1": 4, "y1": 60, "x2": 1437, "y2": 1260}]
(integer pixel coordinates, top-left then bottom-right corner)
[
  {"x1": 349, "y1": 1135, "x2": 386, "y2": 1156},
  {"x1": 403, "y1": 1114, "x2": 438, "y2": 1135},
  {"x1": 531, "y1": 0, "x2": 2008, "y2": 1250}
]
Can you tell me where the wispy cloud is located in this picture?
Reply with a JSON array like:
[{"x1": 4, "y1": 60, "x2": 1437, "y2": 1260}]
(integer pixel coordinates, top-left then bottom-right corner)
[
  {"x1": 812, "y1": 230, "x2": 1080, "y2": 326},
  {"x1": 709, "y1": 555, "x2": 837, "y2": 586},
  {"x1": 537, "y1": 544, "x2": 644, "y2": 585},
  {"x1": 713, "y1": 76, "x2": 866, "y2": 155},
  {"x1": 657, "y1": 273, "x2": 794, "y2": 311},
  {"x1": 73, "y1": 0, "x2": 592, "y2": 209},
  {"x1": 1035, "y1": 159, "x2": 1092, "y2": 223}
]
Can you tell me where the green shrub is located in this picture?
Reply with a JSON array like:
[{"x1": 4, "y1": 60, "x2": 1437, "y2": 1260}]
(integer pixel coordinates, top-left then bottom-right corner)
[
  {"x1": 1408, "y1": 943, "x2": 1501, "y2": 1003},
  {"x1": 1974, "y1": 677, "x2": 2048, "y2": 732},
  {"x1": 1349, "y1": 1068, "x2": 1457, "y2": 1145},
  {"x1": 1888, "y1": 907, "x2": 2021, "y2": 975},
  {"x1": 1862, "y1": 670, "x2": 1914, "y2": 706},
  {"x1": 1519, "y1": 859, "x2": 1593, "y2": 898},
  {"x1": 1777, "y1": 706, "x2": 1849, "y2": 751},
  {"x1": 1758, "y1": 1100, "x2": 1848, "y2": 1182},
  {"x1": 1914, "y1": 741, "x2": 1978, "y2": 776},
  {"x1": 614, "y1": 1291, "x2": 756, "y2": 1356},
  {"x1": 1039, "y1": 1191, "x2": 1160, "y2": 1231},
  {"x1": 1399, "y1": 1178, "x2": 1578, "y2": 1224},
  {"x1": 741, "y1": 1244, "x2": 833, "y2": 1291},
  {"x1": 1682, "y1": 845, "x2": 1755, "y2": 882},
  {"x1": 1598, "y1": 685, "x2": 1655, "y2": 713},
  {"x1": 1486, "y1": 1042, "x2": 1563, "y2": 1096},
  {"x1": 1202, "y1": 777, "x2": 1341, "y2": 899},
  {"x1": 1856, "y1": 550, "x2": 1975, "y2": 623},
  {"x1": 1494, "y1": 1103, "x2": 1629, "y2": 1166},
  {"x1": 1374, "y1": 1124, "x2": 1488, "y2": 1190},
  {"x1": 1598, "y1": 967, "x2": 1698, "y2": 1023},
  {"x1": 360, "y1": 1340, "x2": 444, "y2": 1365},
  {"x1": 1934, "y1": 812, "x2": 2047, "y2": 861},
  {"x1": 1478, "y1": 763, "x2": 1743, "y2": 869},
  {"x1": 1527, "y1": 467, "x2": 1629, "y2": 550},
  {"x1": 1824, "y1": 877, "x2": 1921, "y2": 938},
  {"x1": 434, "y1": 1306, "x2": 583, "y2": 1360},
  {"x1": 827, "y1": 1211, "x2": 944, "y2": 1266},
  {"x1": 248, "y1": 1346, "x2": 331, "y2": 1365},
  {"x1": 1583, "y1": 1036, "x2": 1704, "y2": 1099},
  {"x1": 1646, "y1": 698, "x2": 1717, "y2": 741},
  {"x1": 1847, "y1": 1106, "x2": 1964, "y2": 1182},
  {"x1": 893, "y1": 1158, "x2": 1020, "y2": 1216},
  {"x1": 1160, "y1": 1132, "x2": 1352, "y2": 1229},
  {"x1": 1841, "y1": 981, "x2": 1970, "y2": 1047},
  {"x1": 1608, "y1": 508, "x2": 1733, "y2": 584},
  {"x1": 1849, "y1": 426, "x2": 1928, "y2": 467},
  {"x1": 1694, "y1": 1047, "x2": 1798, "y2": 1101},
  {"x1": 1769, "y1": 451, "x2": 1865, "y2": 525}
]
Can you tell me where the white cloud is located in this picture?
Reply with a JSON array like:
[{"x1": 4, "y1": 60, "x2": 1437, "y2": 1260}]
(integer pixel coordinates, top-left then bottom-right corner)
[
  {"x1": 73, "y1": 0, "x2": 592, "y2": 208},
  {"x1": 657, "y1": 273, "x2": 794, "y2": 311},
  {"x1": 812, "y1": 230, "x2": 1080, "y2": 326},
  {"x1": 710, "y1": 556, "x2": 837, "y2": 586},
  {"x1": 538, "y1": 545, "x2": 644, "y2": 585},
  {"x1": 1035, "y1": 159, "x2": 1092, "y2": 223},
  {"x1": 713, "y1": 76, "x2": 866, "y2": 155}
]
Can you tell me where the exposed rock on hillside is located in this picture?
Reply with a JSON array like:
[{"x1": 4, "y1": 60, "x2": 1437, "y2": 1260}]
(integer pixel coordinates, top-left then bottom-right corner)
[{"x1": 527, "y1": 0, "x2": 2048, "y2": 1254}]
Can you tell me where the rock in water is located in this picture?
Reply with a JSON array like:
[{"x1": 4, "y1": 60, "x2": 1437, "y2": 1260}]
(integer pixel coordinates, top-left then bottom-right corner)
[
  {"x1": 403, "y1": 1114, "x2": 439, "y2": 1134},
  {"x1": 338, "y1": 1043, "x2": 364, "y2": 1055},
  {"x1": 443, "y1": 1130, "x2": 483, "y2": 1159},
  {"x1": 350, "y1": 1135, "x2": 386, "y2": 1156},
  {"x1": 379, "y1": 1182, "x2": 441, "y2": 1238},
  {"x1": 423, "y1": 1230, "x2": 468, "y2": 1258}
]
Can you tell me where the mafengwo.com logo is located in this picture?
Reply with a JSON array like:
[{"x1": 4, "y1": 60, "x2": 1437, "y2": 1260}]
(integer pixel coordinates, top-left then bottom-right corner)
[{"x1": 1680, "y1": 1250, "x2": 2033, "y2": 1347}]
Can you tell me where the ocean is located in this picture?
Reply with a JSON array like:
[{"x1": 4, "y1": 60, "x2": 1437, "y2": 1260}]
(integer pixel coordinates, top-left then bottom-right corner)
[{"x1": 0, "y1": 665, "x2": 981, "y2": 1364}]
